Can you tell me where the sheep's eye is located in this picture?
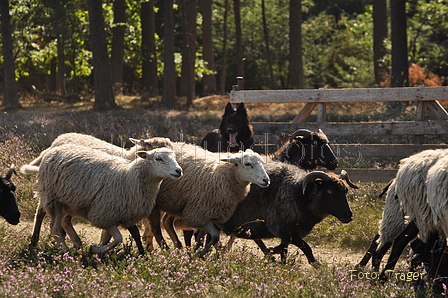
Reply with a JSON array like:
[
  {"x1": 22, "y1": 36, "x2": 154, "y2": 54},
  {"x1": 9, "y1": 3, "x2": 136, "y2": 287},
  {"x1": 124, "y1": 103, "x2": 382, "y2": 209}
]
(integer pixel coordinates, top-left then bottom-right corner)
[
  {"x1": 155, "y1": 157, "x2": 163, "y2": 162},
  {"x1": 244, "y1": 163, "x2": 253, "y2": 168},
  {"x1": 327, "y1": 189, "x2": 333, "y2": 194}
]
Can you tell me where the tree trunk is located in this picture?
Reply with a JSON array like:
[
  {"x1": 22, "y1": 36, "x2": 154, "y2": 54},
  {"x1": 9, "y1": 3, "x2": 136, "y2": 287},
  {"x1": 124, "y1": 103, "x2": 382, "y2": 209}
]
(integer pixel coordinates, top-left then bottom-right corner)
[
  {"x1": 234, "y1": 0, "x2": 244, "y2": 79},
  {"x1": 180, "y1": 0, "x2": 197, "y2": 109},
  {"x1": 57, "y1": 34, "x2": 66, "y2": 96},
  {"x1": 110, "y1": 0, "x2": 126, "y2": 95},
  {"x1": 141, "y1": 1, "x2": 159, "y2": 97},
  {"x1": 373, "y1": 0, "x2": 388, "y2": 85},
  {"x1": 0, "y1": 0, "x2": 21, "y2": 110},
  {"x1": 162, "y1": 0, "x2": 177, "y2": 109},
  {"x1": 200, "y1": 0, "x2": 217, "y2": 95},
  {"x1": 261, "y1": 0, "x2": 276, "y2": 89},
  {"x1": 390, "y1": 0, "x2": 408, "y2": 87},
  {"x1": 87, "y1": 0, "x2": 117, "y2": 109},
  {"x1": 219, "y1": 0, "x2": 229, "y2": 94},
  {"x1": 287, "y1": 0, "x2": 304, "y2": 89}
]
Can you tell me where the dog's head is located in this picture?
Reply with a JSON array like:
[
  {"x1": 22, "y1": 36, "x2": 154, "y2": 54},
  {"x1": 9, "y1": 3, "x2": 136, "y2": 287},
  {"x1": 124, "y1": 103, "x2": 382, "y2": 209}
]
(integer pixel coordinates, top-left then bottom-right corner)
[{"x1": 219, "y1": 103, "x2": 253, "y2": 147}]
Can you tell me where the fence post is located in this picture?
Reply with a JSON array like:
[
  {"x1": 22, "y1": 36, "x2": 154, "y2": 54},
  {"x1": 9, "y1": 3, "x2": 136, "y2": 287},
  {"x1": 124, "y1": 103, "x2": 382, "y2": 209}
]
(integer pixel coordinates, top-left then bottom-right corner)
[{"x1": 414, "y1": 101, "x2": 425, "y2": 144}]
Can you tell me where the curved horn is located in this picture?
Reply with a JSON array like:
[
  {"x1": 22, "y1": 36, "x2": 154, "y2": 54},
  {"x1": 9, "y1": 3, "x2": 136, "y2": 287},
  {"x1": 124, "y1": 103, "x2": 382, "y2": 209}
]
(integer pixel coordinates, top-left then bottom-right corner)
[
  {"x1": 302, "y1": 171, "x2": 331, "y2": 194},
  {"x1": 5, "y1": 165, "x2": 15, "y2": 180},
  {"x1": 289, "y1": 129, "x2": 313, "y2": 142},
  {"x1": 339, "y1": 170, "x2": 359, "y2": 189}
]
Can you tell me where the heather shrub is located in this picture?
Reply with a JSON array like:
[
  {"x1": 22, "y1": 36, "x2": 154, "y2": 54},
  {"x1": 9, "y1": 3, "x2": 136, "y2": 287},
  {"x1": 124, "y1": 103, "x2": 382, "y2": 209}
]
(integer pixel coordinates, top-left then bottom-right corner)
[{"x1": 0, "y1": 97, "x2": 442, "y2": 297}]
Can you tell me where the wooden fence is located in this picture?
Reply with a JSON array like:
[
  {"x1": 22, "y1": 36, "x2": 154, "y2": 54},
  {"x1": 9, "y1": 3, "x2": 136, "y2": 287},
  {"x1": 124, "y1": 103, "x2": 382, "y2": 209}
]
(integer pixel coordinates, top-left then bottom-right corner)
[{"x1": 229, "y1": 81, "x2": 448, "y2": 182}]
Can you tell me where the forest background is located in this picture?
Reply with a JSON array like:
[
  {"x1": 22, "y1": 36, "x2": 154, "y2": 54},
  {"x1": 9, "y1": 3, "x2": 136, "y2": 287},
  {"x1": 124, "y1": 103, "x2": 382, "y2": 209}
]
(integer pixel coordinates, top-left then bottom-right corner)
[{"x1": 0, "y1": 0, "x2": 447, "y2": 111}]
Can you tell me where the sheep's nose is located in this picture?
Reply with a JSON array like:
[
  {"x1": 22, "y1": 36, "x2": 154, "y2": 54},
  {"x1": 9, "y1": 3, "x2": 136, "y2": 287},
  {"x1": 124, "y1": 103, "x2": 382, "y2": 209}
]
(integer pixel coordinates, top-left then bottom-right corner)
[{"x1": 176, "y1": 169, "x2": 182, "y2": 175}]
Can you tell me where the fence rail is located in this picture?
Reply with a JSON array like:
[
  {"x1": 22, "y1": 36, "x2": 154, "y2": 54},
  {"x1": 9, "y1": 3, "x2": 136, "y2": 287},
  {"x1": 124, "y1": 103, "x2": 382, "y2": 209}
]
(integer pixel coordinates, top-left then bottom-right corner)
[{"x1": 229, "y1": 85, "x2": 448, "y2": 182}]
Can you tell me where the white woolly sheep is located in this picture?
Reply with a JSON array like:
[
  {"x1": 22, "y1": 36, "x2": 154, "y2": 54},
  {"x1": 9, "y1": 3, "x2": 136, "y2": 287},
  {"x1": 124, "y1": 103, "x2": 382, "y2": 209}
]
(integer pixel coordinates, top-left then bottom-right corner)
[
  {"x1": 142, "y1": 143, "x2": 270, "y2": 257},
  {"x1": 158, "y1": 128, "x2": 339, "y2": 251},
  {"x1": 28, "y1": 144, "x2": 182, "y2": 255},
  {"x1": 359, "y1": 149, "x2": 448, "y2": 272},
  {"x1": 427, "y1": 154, "x2": 448, "y2": 240},
  {"x1": 21, "y1": 132, "x2": 172, "y2": 253},
  {"x1": 25, "y1": 132, "x2": 173, "y2": 168}
]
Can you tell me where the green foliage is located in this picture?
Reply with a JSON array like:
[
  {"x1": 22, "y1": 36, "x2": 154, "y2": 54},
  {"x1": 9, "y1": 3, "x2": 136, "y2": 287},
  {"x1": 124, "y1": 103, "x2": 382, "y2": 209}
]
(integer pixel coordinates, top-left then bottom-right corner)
[
  {"x1": 0, "y1": 100, "x2": 443, "y2": 296},
  {"x1": 2, "y1": 0, "x2": 448, "y2": 100}
]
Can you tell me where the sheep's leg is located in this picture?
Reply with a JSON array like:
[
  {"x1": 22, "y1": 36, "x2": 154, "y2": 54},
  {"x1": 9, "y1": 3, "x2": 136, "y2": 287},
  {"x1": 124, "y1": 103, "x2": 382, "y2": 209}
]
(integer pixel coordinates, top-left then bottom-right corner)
[
  {"x1": 252, "y1": 239, "x2": 278, "y2": 262},
  {"x1": 197, "y1": 222, "x2": 220, "y2": 258},
  {"x1": 372, "y1": 240, "x2": 393, "y2": 270},
  {"x1": 290, "y1": 235, "x2": 317, "y2": 264},
  {"x1": 30, "y1": 205, "x2": 47, "y2": 247},
  {"x1": 379, "y1": 221, "x2": 419, "y2": 281},
  {"x1": 269, "y1": 239, "x2": 289, "y2": 263},
  {"x1": 193, "y1": 229, "x2": 206, "y2": 249},
  {"x1": 141, "y1": 218, "x2": 155, "y2": 250},
  {"x1": 358, "y1": 234, "x2": 379, "y2": 267},
  {"x1": 147, "y1": 206, "x2": 169, "y2": 250},
  {"x1": 183, "y1": 230, "x2": 194, "y2": 247},
  {"x1": 127, "y1": 225, "x2": 145, "y2": 255},
  {"x1": 254, "y1": 239, "x2": 271, "y2": 255},
  {"x1": 91, "y1": 226, "x2": 122, "y2": 256},
  {"x1": 162, "y1": 214, "x2": 183, "y2": 249},
  {"x1": 50, "y1": 204, "x2": 69, "y2": 252},
  {"x1": 100, "y1": 230, "x2": 112, "y2": 245},
  {"x1": 61, "y1": 214, "x2": 82, "y2": 250},
  {"x1": 359, "y1": 233, "x2": 393, "y2": 270},
  {"x1": 224, "y1": 235, "x2": 237, "y2": 252}
]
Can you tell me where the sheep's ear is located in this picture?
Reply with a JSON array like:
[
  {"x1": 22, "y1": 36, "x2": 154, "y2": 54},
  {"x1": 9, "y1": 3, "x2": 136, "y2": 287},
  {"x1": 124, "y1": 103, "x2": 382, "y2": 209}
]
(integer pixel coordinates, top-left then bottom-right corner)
[
  {"x1": 244, "y1": 149, "x2": 255, "y2": 154},
  {"x1": 220, "y1": 156, "x2": 242, "y2": 164},
  {"x1": 130, "y1": 138, "x2": 146, "y2": 146},
  {"x1": 136, "y1": 151, "x2": 154, "y2": 160}
]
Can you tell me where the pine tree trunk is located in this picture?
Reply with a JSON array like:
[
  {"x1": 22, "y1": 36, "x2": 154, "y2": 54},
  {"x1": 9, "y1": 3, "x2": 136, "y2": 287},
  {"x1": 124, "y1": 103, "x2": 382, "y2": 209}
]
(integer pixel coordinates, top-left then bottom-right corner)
[
  {"x1": 181, "y1": 0, "x2": 197, "y2": 109},
  {"x1": 219, "y1": 0, "x2": 229, "y2": 94},
  {"x1": 287, "y1": 0, "x2": 304, "y2": 89},
  {"x1": 141, "y1": 1, "x2": 159, "y2": 97},
  {"x1": 390, "y1": 0, "x2": 408, "y2": 87},
  {"x1": 162, "y1": 0, "x2": 177, "y2": 109},
  {"x1": 0, "y1": 0, "x2": 21, "y2": 110},
  {"x1": 200, "y1": 0, "x2": 217, "y2": 95},
  {"x1": 261, "y1": 0, "x2": 276, "y2": 89},
  {"x1": 110, "y1": 0, "x2": 126, "y2": 95},
  {"x1": 234, "y1": 0, "x2": 244, "y2": 78},
  {"x1": 87, "y1": 0, "x2": 117, "y2": 110},
  {"x1": 57, "y1": 35, "x2": 66, "y2": 96},
  {"x1": 373, "y1": 0, "x2": 388, "y2": 85}
]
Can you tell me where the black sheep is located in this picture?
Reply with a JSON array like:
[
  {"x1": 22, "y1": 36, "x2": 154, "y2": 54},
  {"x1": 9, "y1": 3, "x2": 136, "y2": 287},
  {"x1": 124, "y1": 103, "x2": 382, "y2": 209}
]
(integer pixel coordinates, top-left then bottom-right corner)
[
  {"x1": 0, "y1": 166, "x2": 20, "y2": 225},
  {"x1": 221, "y1": 163, "x2": 356, "y2": 264}
]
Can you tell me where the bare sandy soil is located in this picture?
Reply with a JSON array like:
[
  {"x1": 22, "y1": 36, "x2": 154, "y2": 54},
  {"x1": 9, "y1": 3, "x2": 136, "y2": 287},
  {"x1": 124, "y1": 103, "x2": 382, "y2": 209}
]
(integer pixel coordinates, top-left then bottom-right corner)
[{"x1": 18, "y1": 219, "x2": 409, "y2": 270}]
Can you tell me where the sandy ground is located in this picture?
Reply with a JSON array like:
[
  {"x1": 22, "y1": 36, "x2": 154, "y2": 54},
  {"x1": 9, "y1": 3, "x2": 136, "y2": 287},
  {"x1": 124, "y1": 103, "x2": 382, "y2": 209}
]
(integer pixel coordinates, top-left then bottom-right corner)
[{"x1": 15, "y1": 219, "x2": 410, "y2": 270}]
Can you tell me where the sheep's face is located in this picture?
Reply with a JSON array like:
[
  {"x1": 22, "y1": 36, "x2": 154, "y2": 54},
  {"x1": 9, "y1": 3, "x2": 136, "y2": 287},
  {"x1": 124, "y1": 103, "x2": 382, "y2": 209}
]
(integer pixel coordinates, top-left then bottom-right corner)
[
  {"x1": 315, "y1": 177, "x2": 353, "y2": 223},
  {"x1": 303, "y1": 171, "x2": 353, "y2": 223},
  {"x1": 0, "y1": 168, "x2": 20, "y2": 225},
  {"x1": 137, "y1": 148, "x2": 183, "y2": 180},
  {"x1": 285, "y1": 131, "x2": 338, "y2": 170},
  {"x1": 221, "y1": 149, "x2": 270, "y2": 188}
]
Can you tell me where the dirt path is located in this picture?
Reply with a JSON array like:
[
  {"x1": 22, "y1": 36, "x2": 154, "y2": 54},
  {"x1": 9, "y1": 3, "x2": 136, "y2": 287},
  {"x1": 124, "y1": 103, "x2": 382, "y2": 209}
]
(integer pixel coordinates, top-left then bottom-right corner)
[{"x1": 18, "y1": 219, "x2": 400, "y2": 269}]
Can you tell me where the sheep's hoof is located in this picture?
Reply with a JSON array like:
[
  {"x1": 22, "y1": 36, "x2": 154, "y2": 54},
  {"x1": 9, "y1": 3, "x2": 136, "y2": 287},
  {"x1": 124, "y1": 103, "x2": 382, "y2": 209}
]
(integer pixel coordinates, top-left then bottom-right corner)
[
  {"x1": 354, "y1": 263, "x2": 364, "y2": 271},
  {"x1": 90, "y1": 245, "x2": 103, "y2": 255},
  {"x1": 310, "y1": 261, "x2": 321, "y2": 269}
]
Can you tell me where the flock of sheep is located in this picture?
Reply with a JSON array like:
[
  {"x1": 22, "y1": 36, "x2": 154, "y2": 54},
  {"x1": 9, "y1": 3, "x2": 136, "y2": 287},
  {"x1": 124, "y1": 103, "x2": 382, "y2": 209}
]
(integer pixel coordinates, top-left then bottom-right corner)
[
  {"x1": 0, "y1": 102, "x2": 446, "y2": 294},
  {"x1": 358, "y1": 149, "x2": 448, "y2": 293}
]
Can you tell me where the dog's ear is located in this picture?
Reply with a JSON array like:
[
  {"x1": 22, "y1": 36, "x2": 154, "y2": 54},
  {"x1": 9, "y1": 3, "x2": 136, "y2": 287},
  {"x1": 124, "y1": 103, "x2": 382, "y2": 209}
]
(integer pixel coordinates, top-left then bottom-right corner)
[
  {"x1": 236, "y1": 103, "x2": 248, "y2": 116},
  {"x1": 224, "y1": 102, "x2": 235, "y2": 114}
]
